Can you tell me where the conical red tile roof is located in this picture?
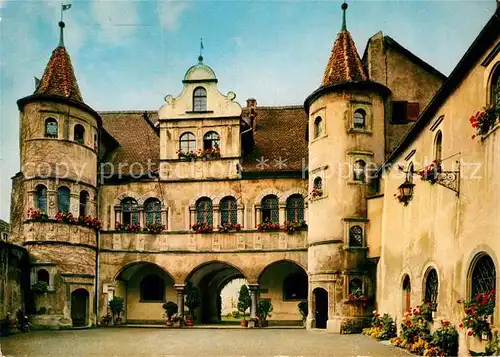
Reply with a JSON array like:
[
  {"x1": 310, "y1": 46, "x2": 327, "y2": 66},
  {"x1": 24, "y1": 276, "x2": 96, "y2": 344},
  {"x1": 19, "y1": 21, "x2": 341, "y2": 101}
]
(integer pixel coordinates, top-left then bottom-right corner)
[
  {"x1": 321, "y1": 30, "x2": 368, "y2": 86},
  {"x1": 34, "y1": 45, "x2": 83, "y2": 103}
]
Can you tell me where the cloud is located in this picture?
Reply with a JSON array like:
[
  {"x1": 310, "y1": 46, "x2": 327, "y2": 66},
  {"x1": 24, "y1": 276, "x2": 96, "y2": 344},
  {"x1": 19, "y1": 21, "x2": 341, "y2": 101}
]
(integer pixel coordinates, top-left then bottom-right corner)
[
  {"x1": 157, "y1": 1, "x2": 189, "y2": 30},
  {"x1": 92, "y1": 0, "x2": 139, "y2": 44}
]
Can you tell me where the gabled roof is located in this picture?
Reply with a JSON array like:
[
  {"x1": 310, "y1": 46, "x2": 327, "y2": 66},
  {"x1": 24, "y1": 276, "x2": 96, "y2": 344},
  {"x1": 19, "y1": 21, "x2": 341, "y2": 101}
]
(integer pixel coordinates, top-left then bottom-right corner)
[{"x1": 0, "y1": 219, "x2": 9, "y2": 232}]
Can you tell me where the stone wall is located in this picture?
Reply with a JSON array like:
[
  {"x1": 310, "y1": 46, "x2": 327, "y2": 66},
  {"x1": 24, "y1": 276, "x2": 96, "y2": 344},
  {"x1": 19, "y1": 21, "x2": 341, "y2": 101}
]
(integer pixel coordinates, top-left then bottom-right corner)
[{"x1": 0, "y1": 242, "x2": 29, "y2": 321}]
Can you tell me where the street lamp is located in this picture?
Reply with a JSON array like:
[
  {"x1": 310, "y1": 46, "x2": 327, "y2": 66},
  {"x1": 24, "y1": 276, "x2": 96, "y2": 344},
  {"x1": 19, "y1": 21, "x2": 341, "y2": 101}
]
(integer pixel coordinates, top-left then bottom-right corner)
[{"x1": 397, "y1": 179, "x2": 415, "y2": 206}]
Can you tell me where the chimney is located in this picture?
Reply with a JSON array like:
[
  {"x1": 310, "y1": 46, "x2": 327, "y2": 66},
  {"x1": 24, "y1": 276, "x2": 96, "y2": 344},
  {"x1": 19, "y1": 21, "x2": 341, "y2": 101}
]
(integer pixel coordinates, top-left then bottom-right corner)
[{"x1": 246, "y1": 98, "x2": 257, "y2": 132}]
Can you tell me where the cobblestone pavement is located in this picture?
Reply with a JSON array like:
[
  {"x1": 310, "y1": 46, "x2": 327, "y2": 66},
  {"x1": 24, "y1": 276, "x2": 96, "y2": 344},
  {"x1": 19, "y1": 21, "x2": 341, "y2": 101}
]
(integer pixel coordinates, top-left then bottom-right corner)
[{"x1": 1, "y1": 328, "x2": 409, "y2": 357}]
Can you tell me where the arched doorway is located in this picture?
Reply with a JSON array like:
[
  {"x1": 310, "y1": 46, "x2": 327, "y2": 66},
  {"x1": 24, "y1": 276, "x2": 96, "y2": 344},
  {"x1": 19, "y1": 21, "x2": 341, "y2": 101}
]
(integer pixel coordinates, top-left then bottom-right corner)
[
  {"x1": 313, "y1": 288, "x2": 328, "y2": 329},
  {"x1": 71, "y1": 288, "x2": 89, "y2": 327}
]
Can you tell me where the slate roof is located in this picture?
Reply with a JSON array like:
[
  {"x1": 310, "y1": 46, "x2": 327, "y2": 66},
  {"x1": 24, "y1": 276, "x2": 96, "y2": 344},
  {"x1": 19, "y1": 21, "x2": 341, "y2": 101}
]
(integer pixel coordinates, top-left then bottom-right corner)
[
  {"x1": 34, "y1": 46, "x2": 83, "y2": 103},
  {"x1": 0, "y1": 219, "x2": 9, "y2": 233}
]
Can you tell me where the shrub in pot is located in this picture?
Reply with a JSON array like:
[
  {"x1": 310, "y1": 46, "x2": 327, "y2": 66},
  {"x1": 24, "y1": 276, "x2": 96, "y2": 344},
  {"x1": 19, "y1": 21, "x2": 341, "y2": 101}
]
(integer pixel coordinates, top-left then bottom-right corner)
[
  {"x1": 162, "y1": 301, "x2": 178, "y2": 327},
  {"x1": 298, "y1": 301, "x2": 308, "y2": 326},
  {"x1": 184, "y1": 282, "x2": 201, "y2": 326},
  {"x1": 237, "y1": 285, "x2": 251, "y2": 327},
  {"x1": 257, "y1": 299, "x2": 273, "y2": 327},
  {"x1": 109, "y1": 296, "x2": 124, "y2": 325}
]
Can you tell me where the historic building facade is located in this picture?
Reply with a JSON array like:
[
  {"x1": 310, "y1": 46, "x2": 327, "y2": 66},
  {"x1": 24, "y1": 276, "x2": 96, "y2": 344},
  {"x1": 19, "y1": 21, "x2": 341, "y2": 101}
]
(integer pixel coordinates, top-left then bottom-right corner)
[{"x1": 5, "y1": 3, "x2": 499, "y2": 346}]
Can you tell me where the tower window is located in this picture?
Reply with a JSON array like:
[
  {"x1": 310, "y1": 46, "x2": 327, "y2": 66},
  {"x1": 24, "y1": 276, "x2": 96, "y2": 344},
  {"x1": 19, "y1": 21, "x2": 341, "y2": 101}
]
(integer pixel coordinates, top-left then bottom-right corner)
[
  {"x1": 79, "y1": 190, "x2": 90, "y2": 217},
  {"x1": 74, "y1": 124, "x2": 85, "y2": 144},
  {"x1": 353, "y1": 160, "x2": 367, "y2": 183},
  {"x1": 353, "y1": 109, "x2": 366, "y2": 129},
  {"x1": 122, "y1": 198, "x2": 139, "y2": 226},
  {"x1": 286, "y1": 194, "x2": 304, "y2": 223},
  {"x1": 313, "y1": 177, "x2": 322, "y2": 190},
  {"x1": 45, "y1": 118, "x2": 58, "y2": 138},
  {"x1": 203, "y1": 131, "x2": 220, "y2": 150},
  {"x1": 313, "y1": 116, "x2": 323, "y2": 139},
  {"x1": 193, "y1": 87, "x2": 207, "y2": 111},
  {"x1": 196, "y1": 197, "x2": 213, "y2": 225},
  {"x1": 57, "y1": 186, "x2": 70, "y2": 213},
  {"x1": 349, "y1": 278, "x2": 363, "y2": 295},
  {"x1": 179, "y1": 132, "x2": 196, "y2": 153},
  {"x1": 35, "y1": 185, "x2": 48, "y2": 212},
  {"x1": 491, "y1": 65, "x2": 500, "y2": 111},
  {"x1": 37, "y1": 269, "x2": 50, "y2": 284},
  {"x1": 349, "y1": 225, "x2": 363, "y2": 247},
  {"x1": 261, "y1": 195, "x2": 279, "y2": 223},
  {"x1": 145, "y1": 198, "x2": 162, "y2": 225},
  {"x1": 434, "y1": 131, "x2": 442, "y2": 162},
  {"x1": 220, "y1": 196, "x2": 237, "y2": 225}
]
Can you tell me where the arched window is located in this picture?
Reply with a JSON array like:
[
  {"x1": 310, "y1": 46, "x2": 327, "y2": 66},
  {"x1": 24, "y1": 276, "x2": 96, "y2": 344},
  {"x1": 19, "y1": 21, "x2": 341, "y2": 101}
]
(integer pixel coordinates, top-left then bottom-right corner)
[
  {"x1": 45, "y1": 118, "x2": 58, "y2": 138},
  {"x1": 491, "y1": 65, "x2": 500, "y2": 111},
  {"x1": 283, "y1": 271, "x2": 308, "y2": 300},
  {"x1": 193, "y1": 87, "x2": 207, "y2": 111},
  {"x1": 93, "y1": 133, "x2": 98, "y2": 149},
  {"x1": 220, "y1": 196, "x2": 237, "y2": 225},
  {"x1": 140, "y1": 275, "x2": 165, "y2": 302},
  {"x1": 407, "y1": 162, "x2": 415, "y2": 183},
  {"x1": 261, "y1": 195, "x2": 279, "y2": 223},
  {"x1": 434, "y1": 131, "x2": 442, "y2": 162},
  {"x1": 79, "y1": 190, "x2": 90, "y2": 217},
  {"x1": 74, "y1": 124, "x2": 85, "y2": 144},
  {"x1": 313, "y1": 116, "x2": 323, "y2": 139},
  {"x1": 203, "y1": 131, "x2": 220, "y2": 151},
  {"x1": 286, "y1": 194, "x2": 304, "y2": 223},
  {"x1": 353, "y1": 160, "x2": 367, "y2": 182},
  {"x1": 179, "y1": 132, "x2": 196, "y2": 153},
  {"x1": 35, "y1": 185, "x2": 48, "y2": 212},
  {"x1": 402, "y1": 275, "x2": 411, "y2": 313},
  {"x1": 349, "y1": 278, "x2": 363, "y2": 295},
  {"x1": 37, "y1": 269, "x2": 49, "y2": 284},
  {"x1": 196, "y1": 197, "x2": 213, "y2": 225},
  {"x1": 349, "y1": 225, "x2": 363, "y2": 247},
  {"x1": 470, "y1": 253, "x2": 496, "y2": 297},
  {"x1": 57, "y1": 186, "x2": 70, "y2": 213},
  {"x1": 122, "y1": 198, "x2": 139, "y2": 226},
  {"x1": 353, "y1": 109, "x2": 366, "y2": 129},
  {"x1": 313, "y1": 177, "x2": 322, "y2": 189},
  {"x1": 145, "y1": 198, "x2": 161, "y2": 225},
  {"x1": 424, "y1": 268, "x2": 439, "y2": 309}
]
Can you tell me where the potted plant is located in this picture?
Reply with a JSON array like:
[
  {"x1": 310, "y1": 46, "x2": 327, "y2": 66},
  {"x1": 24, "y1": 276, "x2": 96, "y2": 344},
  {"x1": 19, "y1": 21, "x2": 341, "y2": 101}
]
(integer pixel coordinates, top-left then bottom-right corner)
[
  {"x1": 237, "y1": 285, "x2": 251, "y2": 327},
  {"x1": 257, "y1": 219, "x2": 280, "y2": 232},
  {"x1": 172, "y1": 314, "x2": 183, "y2": 328},
  {"x1": 31, "y1": 281, "x2": 48, "y2": 293},
  {"x1": 109, "y1": 296, "x2": 124, "y2": 325},
  {"x1": 298, "y1": 301, "x2": 308, "y2": 327},
  {"x1": 100, "y1": 312, "x2": 113, "y2": 327},
  {"x1": 184, "y1": 282, "x2": 201, "y2": 327},
  {"x1": 257, "y1": 299, "x2": 273, "y2": 327},
  {"x1": 162, "y1": 301, "x2": 178, "y2": 327}
]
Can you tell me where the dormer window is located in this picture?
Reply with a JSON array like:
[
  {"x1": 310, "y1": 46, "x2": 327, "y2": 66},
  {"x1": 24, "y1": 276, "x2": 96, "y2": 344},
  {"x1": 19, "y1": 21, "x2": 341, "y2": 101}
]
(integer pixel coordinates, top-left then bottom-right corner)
[
  {"x1": 45, "y1": 118, "x2": 58, "y2": 138},
  {"x1": 74, "y1": 124, "x2": 85, "y2": 144},
  {"x1": 193, "y1": 87, "x2": 207, "y2": 112}
]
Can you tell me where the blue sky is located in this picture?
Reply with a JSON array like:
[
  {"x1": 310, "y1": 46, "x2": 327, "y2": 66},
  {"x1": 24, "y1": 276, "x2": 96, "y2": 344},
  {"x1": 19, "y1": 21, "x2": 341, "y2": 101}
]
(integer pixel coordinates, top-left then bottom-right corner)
[{"x1": 0, "y1": 0, "x2": 496, "y2": 222}]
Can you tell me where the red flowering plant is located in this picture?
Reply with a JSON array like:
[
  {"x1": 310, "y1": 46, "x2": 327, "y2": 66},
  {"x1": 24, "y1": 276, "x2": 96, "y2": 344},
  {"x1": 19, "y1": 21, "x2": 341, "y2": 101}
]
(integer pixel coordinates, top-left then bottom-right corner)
[
  {"x1": 78, "y1": 215, "x2": 102, "y2": 230},
  {"x1": 418, "y1": 160, "x2": 442, "y2": 184},
  {"x1": 55, "y1": 211, "x2": 75, "y2": 224},
  {"x1": 457, "y1": 290, "x2": 495, "y2": 338},
  {"x1": 257, "y1": 219, "x2": 280, "y2": 232},
  {"x1": 283, "y1": 220, "x2": 307, "y2": 234},
  {"x1": 143, "y1": 223, "x2": 166, "y2": 234},
  {"x1": 310, "y1": 187, "x2": 323, "y2": 199},
  {"x1": 400, "y1": 306, "x2": 432, "y2": 347},
  {"x1": 176, "y1": 149, "x2": 197, "y2": 161},
  {"x1": 198, "y1": 146, "x2": 221, "y2": 160},
  {"x1": 192, "y1": 222, "x2": 213, "y2": 233},
  {"x1": 115, "y1": 222, "x2": 141, "y2": 233},
  {"x1": 218, "y1": 222, "x2": 241, "y2": 233},
  {"x1": 346, "y1": 289, "x2": 368, "y2": 307},
  {"x1": 470, "y1": 105, "x2": 500, "y2": 139},
  {"x1": 27, "y1": 208, "x2": 49, "y2": 222},
  {"x1": 429, "y1": 320, "x2": 459, "y2": 357}
]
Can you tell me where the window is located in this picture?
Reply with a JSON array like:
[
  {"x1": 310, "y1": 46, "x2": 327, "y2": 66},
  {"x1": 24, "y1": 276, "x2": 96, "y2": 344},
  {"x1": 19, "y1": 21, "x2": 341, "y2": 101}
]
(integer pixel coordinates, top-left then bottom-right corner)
[
  {"x1": 203, "y1": 131, "x2": 220, "y2": 150},
  {"x1": 286, "y1": 194, "x2": 304, "y2": 223},
  {"x1": 220, "y1": 196, "x2": 237, "y2": 225},
  {"x1": 402, "y1": 275, "x2": 411, "y2": 313},
  {"x1": 37, "y1": 269, "x2": 49, "y2": 284},
  {"x1": 193, "y1": 87, "x2": 207, "y2": 111},
  {"x1": 313, "y1": 116, "x2": 323, "y2": 139},
  {"x1": 349, "y1": 226, "x2": 363, "y2": 247},
  {"x1": 470, "y1": 254, "x2": 496, "y2": 297},
  {"x1": 491, "y1": 65, "x2": 500, "y2": 111},
  {"x1": 145, "y1": 198, "x2": 161, "y2": 225},
  {"x1": 35, "y1": 185, "x2": 48, "y2": 212},
  {"x1": 392, "y1": 101, "x2": 420, "y2": 123},
  {"x1": 313, "y1": 177, "x2": 322, "y2": 190},
  {"x1": 353, "y1": 160, "x2": 366, "y2": 183},
  {"x1": 407, "y1": 162, "x2": 415, "y2": 183},
  {"x1": 45, "y1": 118, "x2": 58, "y2": 138},
  {"x1": 57, "y1": 186, "x2": 70, "y2": 212},
  {"x1": 196, "y1": 197, "x2": 213, "y2": 225},
  {"x1": 179, "y1": 132, "x2": 196, "y2": 153},
  {"x1": 424, "y1": 268, "x2": 439, "y2": 310},
  {"x1": 93, "y1": 133, "x2": 98, "y2": 149},
  {"x1": 261, "y1": 195, "x2": 279, "y2": 223},
  {"x1": 353, "y1": 109, "x2": 366, "y2": 129},
  {"x1": 79, "y1": 190, "x2": 90, "y2": 217},
  {"x1": 283, "y1": 271, "x2": 308, "y2": 300},
  {"x1": 122, "y1": 198, "x2": 139, "y2": 225},
  {"x1": 349, "y1": 278, "x2": 363, "y2": 295},
  {"x1": 140, "y1": 275, "x2": 165, "y2": 302},
  {"x1": 434, "y1": 131, "x2": 442, "y2": 162}
]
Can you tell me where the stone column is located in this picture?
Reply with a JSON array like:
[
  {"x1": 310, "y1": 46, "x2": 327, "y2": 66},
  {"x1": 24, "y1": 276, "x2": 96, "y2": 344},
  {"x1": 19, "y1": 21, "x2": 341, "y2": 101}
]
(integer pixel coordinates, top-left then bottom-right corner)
[
  {"x1": 279, "y1": 203, "x2": 286, "y2": 224},
  {"x1": 174, "y1": 284, "x2": 185, "y2": 317},
  {"x1": 213, "y1": 205, "x2": 220, "y2": 228},
  {"x1": 237, "y1": 204, "x2": 245, "y2": 228},
  {"x1": 138, "y1": 208, "x2": 144, "y2": 228},
  {"x1": 248, "y1": 284, "x2": 259, "y2": 328},
  {"x1": 255, "y1": 205, "x2": 261, "y2": 227},
  {"x1": 70, "y1": 193, "x2": 79, "y2": 216}
]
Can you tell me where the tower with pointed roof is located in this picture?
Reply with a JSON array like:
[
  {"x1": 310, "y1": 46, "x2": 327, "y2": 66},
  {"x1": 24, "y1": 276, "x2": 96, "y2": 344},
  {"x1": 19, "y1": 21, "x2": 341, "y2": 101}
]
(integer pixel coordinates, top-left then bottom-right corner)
[
  {"x1": 13, "y1": 20, "x2": 101, "y2": 328},
  {"x1": 304, "y1": 2, "x2": 390, "y2": 332}
]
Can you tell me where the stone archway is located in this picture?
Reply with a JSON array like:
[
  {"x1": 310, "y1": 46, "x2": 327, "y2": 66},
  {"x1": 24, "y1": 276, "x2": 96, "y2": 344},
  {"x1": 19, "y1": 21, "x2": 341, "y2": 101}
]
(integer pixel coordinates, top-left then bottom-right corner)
[
  {"x1": 313, "y1": 288, "x2": 328, "y2": 329},
  {"x1": 71, "y1": 288, "x2": 89, "y2": 327}
]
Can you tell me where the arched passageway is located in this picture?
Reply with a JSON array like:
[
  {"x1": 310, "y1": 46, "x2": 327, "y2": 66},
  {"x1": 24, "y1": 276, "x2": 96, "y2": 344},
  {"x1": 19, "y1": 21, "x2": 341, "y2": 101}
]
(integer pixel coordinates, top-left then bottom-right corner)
[
  {"x1": 313, "y1": 288, "x2": 328, "y2": 329},
  {"x1": 71, "y1": 288, "x2": 89, "y2": 327}
]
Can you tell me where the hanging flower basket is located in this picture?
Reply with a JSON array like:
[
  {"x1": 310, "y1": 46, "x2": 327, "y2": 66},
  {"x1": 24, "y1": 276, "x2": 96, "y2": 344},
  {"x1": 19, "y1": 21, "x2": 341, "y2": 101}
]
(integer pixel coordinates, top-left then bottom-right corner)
[{"x1": 418, "y1": 160, "x2": 442, "y2": 184}]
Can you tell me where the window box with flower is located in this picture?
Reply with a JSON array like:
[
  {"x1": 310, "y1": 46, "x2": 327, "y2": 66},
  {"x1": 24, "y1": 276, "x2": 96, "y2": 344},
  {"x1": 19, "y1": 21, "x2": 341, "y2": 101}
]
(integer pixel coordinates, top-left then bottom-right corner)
[
  {"x1": 115, "y1": 222, "x2": 141, "y2": 233},
  {"x1": 257, "y1": 219, "x2": 280, "y2": 232},
  {"x1": 418, "y1": 160, "x2": 442, "y2": 184},
  {"x1": 310, "y1": 187, "x2": 323, "y2": 199},
  {"x1": 26, "y1": 208, "x2": 102, "y2": 230},
  {"x1": 345, "y1": 290, "x2": 368, "y2": 307},
  {"x1": 143, "y1": 223, "x2": 166, "y2": 234},
  {"x1": 192, "y1": 222, "x2": 213, "y2": 233},
  {"x1": 283, "y1": 220, "x2": 307, "y2": 234},
  {"x1": 470, "y1": 105, "x2": 500, "y2": 139},
  {"x1": 26, "y1": 208, "x2": 49, "y2": 222},
  {"x1": 176, "y1": 149, "x2": 198, "y2": 161},
  {"x1": 198, "y1": 146, "x2": 221, "y2": 160},
  {"x1": 218, "y1": 222, "x2": 241, "y2": 233}
]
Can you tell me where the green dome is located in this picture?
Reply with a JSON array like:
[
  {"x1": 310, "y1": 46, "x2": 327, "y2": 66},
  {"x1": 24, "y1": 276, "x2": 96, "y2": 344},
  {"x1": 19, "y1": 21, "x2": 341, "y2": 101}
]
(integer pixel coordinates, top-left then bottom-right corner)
[{"x1": 183, "y1": 60, "x2": 217, "y2": 82}]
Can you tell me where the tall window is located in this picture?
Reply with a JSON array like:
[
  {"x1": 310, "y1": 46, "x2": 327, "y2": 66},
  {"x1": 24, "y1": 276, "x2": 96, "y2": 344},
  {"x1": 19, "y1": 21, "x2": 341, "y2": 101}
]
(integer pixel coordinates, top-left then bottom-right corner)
[
  {"x1": 196, "y1": 197, "x2": 213, "y2": 224},
  {"x1": 145, "y1": 198, "x2": 161, "y2": 225},
  {"x1": 353, "y1": 109, "x2": 366, "y2": 129},
  {"x1": 140, "y1": 275, "x2": 165, "y2": 302},
  {"x1": 179, "y1": 132, "x2": 196, "y2": 153},
  {"x1": 35, "y1": 185, "x2": 48, "y2": 212},
  {"x1": 424, "y1": 268, "x2": 439, "y2": 309},
  {"x1": 492, "y1": 66, "x2": 500, "y2": 111},
  {"x1": 313, "y1": 116, "x2": 323, "y2": 139},
  {"x1": 45, "y1": 118, "x2": 58, "y2": 138},
  {"x1": 470, "y1": 253, "x2": 496, "y2": 297},
  {"x1": 74, "y1": 124, "x2": 85, "y2": 144},
  {"x1": 193, "y1": 87, "x2": 207, "y2": 111},
  {"x1": 79, "y1": 190, "x2": 90, "y2": 217},
  {"x1": 57, "y1": 186, "x2": 70, "y2": 212},
  {"x1": 349, "y1": 278, "x2": 363, "y2": 295},
  {"x1": 402, "y1": 275, "x2": 411, "y2": 313},
  {"x1": 37, "y1": 269, "x2": 50, "y2": 284},
  {"x1": 203, "y1": 131, "x2": 220, "y2": 150},
  {"x1": 286, "y1": 194, "x2": 304, "y2": 222},
  {"x1": 122, "y1": 198, "x2": 139, "y2": 225},
  {"x1": 313, "y1": 177, "x2": 322, "y2": 190},
  {"x1": 353, "y1": 160, "x2": 367, "y2": 182},
  {"x1": 283, "y1": 271, "x2": 308, "y2": 300},
  {"x1": 434, "y1": 131, "x2": 442, "y2": 162},
  {"x1": 407, "y1": 162, "x2": 415, "y2": 184},
  {"x1": 349, "y1": 226, "x2": 363, "y2": 247},
  {"x1": 261, "y1": 195, "x2": 279, "y2": 223},
  {"x1": 220, "y1": 196, "x2": 237, "y2": 225}
]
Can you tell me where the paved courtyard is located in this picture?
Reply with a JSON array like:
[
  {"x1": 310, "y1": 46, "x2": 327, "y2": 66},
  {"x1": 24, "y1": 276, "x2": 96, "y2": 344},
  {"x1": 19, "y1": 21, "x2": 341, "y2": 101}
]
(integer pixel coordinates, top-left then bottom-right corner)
[{"x1": 0, "y1": 328, "x2": 408, "y2": 357}]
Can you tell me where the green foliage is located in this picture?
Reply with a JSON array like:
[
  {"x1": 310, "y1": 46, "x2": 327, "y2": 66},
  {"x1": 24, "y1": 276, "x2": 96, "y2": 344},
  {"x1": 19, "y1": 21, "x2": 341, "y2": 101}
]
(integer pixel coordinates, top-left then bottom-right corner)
[
  {"x1": 162, "y1": 301, "x2": 179, "y2": 319},
  {"x1": 184, "y1": 282, "x2": 201, "y2": 318},
  {"x1": 257, "y1": 299, "x2": 273, "y2": 321},
  {"x1": 108, "y1": 296, "x2": 124, "y2": 318},
  {"x1": 431, "y1": 321, "x2": 459, "y2": 357},
  {"x1": 32, "y1": 281, "x2": 48, "y2": 293},
  {"x1": 237, "y1": 285, "x2": 251, "y2": 318},
  {"x1": 231, "y1": 311, "x2": 241, "y2": 318},
  {"x1": 485, "y1": 329, "x2": 500, "y2": 356},
  {"x1": 363, "y1": 312, "x2": 396, "y2": 340},
  {"x1": 458, "y1": 290, "x2": 495, "y2": 338},
  {"x1": 298, "y1": 301, "x2": 308, "y2": 321},
  {"x1": 341, "y1": 318, "x2": 370, "y2": 334}
]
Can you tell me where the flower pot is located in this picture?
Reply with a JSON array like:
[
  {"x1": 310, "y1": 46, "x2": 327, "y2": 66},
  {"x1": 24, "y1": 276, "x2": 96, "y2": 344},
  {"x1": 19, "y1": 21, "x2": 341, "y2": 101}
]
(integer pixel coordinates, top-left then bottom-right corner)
[
  {"x1": 115, "y1": 317, "x2": 122, "y2": 326},
  {"x1": 166, "y1": 320, "x2": 173, "y2": 327},
  {"x1": 240, "y1": 320, "x2": 248, "y2": 328},
  {"x1": 185, "y1": 318, "x2": 194, "y2": 327}
]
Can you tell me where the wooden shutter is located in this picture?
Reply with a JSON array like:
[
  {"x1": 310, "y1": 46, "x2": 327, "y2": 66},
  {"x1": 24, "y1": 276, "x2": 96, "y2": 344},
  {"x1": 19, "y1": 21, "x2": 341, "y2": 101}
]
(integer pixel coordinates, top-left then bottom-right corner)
[{"x1": 407, "y1": 102, "x2": 420, "y2": 122}]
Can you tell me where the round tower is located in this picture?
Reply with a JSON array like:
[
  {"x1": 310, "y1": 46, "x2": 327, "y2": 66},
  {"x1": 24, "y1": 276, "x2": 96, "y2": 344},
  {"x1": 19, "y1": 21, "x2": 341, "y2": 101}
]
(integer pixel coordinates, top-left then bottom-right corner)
[
  {"x1": 304, "y1": 3, "x2": 389, "y2": 332},
  {"x1": 15, "y1": 20, "x2": 101, "y2": 328}
]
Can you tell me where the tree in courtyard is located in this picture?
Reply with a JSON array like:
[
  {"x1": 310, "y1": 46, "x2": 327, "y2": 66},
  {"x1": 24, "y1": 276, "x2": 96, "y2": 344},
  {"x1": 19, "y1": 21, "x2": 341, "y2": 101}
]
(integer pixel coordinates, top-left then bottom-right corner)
[{"x1": 237, "y1": 285, "x2": 251, "y2": 320}]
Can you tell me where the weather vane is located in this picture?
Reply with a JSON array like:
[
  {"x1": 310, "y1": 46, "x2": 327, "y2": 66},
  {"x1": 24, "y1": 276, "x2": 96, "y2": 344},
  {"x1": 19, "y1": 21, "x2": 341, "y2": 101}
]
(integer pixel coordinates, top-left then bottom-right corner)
[
  {"x1": 199, "y1": 38, "x2": 204, "y2": 63},
  {"x1": 60, "y1": 3, "x2": 72, "y2": 22}
]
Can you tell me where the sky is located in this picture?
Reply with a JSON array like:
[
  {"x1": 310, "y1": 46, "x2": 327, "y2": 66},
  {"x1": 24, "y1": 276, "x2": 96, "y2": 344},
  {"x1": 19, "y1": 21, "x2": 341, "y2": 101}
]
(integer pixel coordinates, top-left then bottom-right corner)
[{"x1": 0, "y1": 0, "x2": 497, "y2": 222}]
